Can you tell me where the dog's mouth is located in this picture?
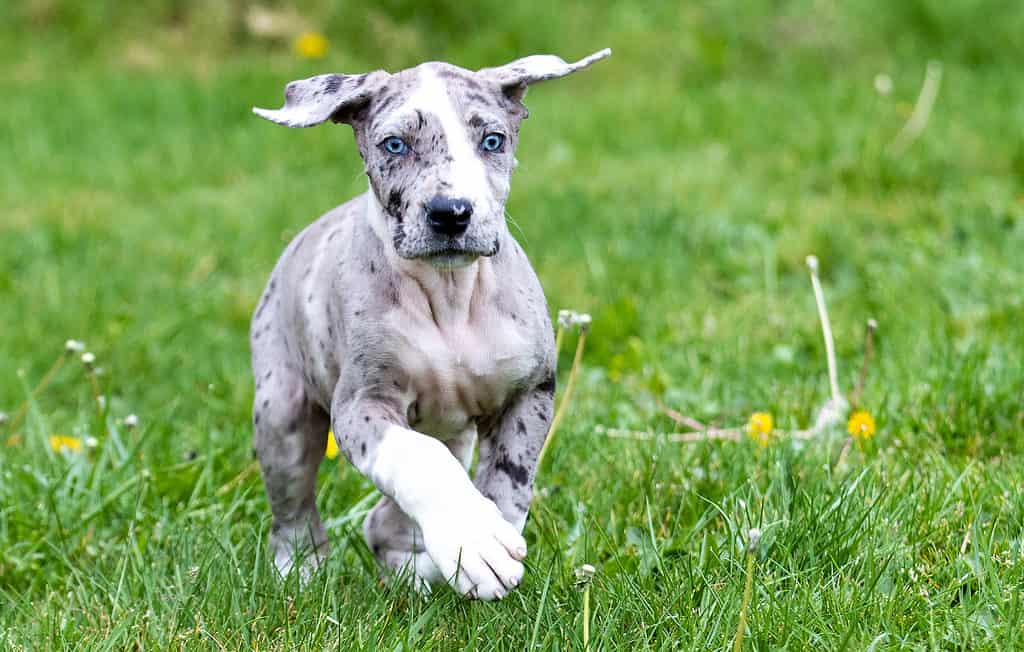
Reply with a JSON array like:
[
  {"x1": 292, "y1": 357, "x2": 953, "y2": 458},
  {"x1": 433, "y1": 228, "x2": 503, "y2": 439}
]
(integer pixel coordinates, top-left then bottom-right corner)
[
  {"x1": 423, "y1": 242, "x2": 498, "y2": 268},
  {"x1": 423, "y1": 250, "x2": 480, "y2": 269},
  {"x1": 407, "y1": 238, "x2": 501, "y2": 266}
]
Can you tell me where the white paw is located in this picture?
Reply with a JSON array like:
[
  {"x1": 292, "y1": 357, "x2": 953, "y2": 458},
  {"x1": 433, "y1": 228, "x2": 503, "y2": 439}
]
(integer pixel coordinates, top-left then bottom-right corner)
[
  {"x1": 380, "y1": 548, "x2": 445, "y2": 594},
  {"x1": 419, "y1": 497, "x2": 527, "y2": 601}
]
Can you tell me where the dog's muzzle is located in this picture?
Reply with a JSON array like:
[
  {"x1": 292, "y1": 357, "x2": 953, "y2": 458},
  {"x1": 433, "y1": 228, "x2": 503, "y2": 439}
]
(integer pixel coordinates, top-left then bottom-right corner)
[{"x1": 426, "y1": 196, "x2": 473, "y2": 237}]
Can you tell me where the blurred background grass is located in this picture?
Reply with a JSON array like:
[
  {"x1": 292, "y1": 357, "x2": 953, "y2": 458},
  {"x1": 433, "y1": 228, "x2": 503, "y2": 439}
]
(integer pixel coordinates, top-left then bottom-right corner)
[
  {"x1": 3, "y1": 0, "x2": 1021, "y2": 452},
  {"x1": 1, "y1": 1, "x2": 1024, "y2": 648}
]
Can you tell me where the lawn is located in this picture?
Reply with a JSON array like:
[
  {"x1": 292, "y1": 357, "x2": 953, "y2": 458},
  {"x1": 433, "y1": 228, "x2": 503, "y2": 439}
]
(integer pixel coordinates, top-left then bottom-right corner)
[{"x1": 1, "y1": 1, "x2": 1023, "y2": 649}]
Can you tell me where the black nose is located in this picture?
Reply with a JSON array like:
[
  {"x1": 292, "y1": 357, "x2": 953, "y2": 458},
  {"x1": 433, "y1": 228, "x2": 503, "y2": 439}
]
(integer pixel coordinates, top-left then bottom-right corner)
[{"x1": 426, "y1": 196, "x2": 473, "y2": 237}]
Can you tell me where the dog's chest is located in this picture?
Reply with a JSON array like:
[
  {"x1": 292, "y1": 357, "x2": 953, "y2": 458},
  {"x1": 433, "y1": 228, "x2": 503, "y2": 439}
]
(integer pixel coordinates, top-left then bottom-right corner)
[{"x1": 387, "y1": 311, "x2": 534, "y2": 437}]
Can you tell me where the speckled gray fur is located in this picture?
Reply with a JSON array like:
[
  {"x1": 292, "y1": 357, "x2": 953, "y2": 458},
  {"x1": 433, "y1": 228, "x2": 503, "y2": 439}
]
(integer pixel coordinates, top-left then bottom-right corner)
[{"x1": 250, "y1": 49, "x2": 609, "y2": 598}]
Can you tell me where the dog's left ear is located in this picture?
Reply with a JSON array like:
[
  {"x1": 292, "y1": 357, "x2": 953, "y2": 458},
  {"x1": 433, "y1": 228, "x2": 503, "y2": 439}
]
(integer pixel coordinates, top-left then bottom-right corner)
[
  {"x1": 477, "y1": 48, "x2": 611, "y2": 101},
  {"x1": 253, "y1": 71, "x2": 388, "y2": 128}
]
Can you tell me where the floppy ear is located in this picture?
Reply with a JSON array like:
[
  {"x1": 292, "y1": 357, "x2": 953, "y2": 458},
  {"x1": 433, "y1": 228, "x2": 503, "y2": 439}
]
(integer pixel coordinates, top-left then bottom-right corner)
[
  {"x1": 253, "y1": 71, "x2": 387, "y2": 128},
  {"x1": 477, "y1": 48, "x2": 611, "y2": 100}
]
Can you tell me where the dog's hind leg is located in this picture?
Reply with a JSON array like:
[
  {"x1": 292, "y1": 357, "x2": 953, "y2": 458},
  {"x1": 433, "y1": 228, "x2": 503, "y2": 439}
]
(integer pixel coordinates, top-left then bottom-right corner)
[
  {"x1": 362, "y1": 429, "x2": 477, "y2": 591},
  {"x1": 253, "y1": 355, "x2": 330, "y2": 581}
]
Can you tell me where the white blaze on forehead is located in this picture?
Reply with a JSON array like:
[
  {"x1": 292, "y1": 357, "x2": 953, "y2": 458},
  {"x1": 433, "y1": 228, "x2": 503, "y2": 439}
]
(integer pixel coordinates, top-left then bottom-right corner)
[{"x1": 402, "y1": 68, "x2": 488, "y2": 199}]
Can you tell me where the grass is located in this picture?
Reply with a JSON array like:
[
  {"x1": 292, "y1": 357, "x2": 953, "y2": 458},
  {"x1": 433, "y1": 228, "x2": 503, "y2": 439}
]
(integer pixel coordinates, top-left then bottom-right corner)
[{"x1": 2, "y1": 0, "x2": 1024, "y2": 649}]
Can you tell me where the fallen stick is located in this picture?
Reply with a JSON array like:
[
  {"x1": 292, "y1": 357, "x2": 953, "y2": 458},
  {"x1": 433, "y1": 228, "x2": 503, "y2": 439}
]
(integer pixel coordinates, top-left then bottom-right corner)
[
  {"x1": 655, "y1": 400, "x2": 707, "y2": 432},
  {"x1": 595, "y1": 424, "x2": 816, "y2": 443}
]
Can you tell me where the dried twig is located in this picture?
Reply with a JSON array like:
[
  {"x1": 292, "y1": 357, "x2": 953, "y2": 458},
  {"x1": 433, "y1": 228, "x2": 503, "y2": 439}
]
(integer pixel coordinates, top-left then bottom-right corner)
[
  {"x1": 596, "y1": 425, "x2": 815, "y2": 443},
  {"x1": 656, "y1": 400, "x2": 707, "y2": 431},
  {"x1": 5, "y1": 350, "x2": 70, "y2": 432}
]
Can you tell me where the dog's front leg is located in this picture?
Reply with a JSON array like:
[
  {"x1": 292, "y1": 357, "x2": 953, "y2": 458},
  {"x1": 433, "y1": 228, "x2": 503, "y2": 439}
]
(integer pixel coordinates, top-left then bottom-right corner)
[
  {"x1": 332, "y1": 388, "x2": 528, "y2": 600},
  {"x1": 473, "y1": 380, "x2": 555, "y2": 533}
]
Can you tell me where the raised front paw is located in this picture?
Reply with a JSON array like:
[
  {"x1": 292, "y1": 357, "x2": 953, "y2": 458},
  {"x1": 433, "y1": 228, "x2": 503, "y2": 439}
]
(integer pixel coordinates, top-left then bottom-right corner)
[{"x1": 419, "y1": 497, "x2": 527, "y2": 600}]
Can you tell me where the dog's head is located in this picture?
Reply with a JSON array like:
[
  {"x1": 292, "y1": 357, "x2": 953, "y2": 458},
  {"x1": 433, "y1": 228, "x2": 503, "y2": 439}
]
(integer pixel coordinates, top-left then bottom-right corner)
[{"x1": 254, "y1": 49, "x2": 610, "y2": 268}]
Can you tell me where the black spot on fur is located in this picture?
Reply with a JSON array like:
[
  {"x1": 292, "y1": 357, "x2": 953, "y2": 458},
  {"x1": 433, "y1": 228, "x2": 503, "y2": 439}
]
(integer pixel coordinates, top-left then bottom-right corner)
[
  {"x1": 361, "y1": 442, "x2": 367, "y2": 457},
  {"x1": 496, "y1": 455, "x2": 530, "y2": 486},
  {"x1": 387, "y1": 189, "x2": 403, "y2": 218},
  {"x1": 369, "y1": 261, "x2": 376, "y2": 274},
  {"x1": 323, "y1": 75, "x2": 342, "y2": 93},
  {"x1": 374, "y1": 94, "x2": 396, "y2": 114},
  {"x1": 538, "y1": 374, "x2": 556, "y2": 394},
  {"x1": 364, "y1": 416, "x2": 371, "y2": 423},
  {"x1": 516, "y1": 419, "x2": 527, "y2": 435}
]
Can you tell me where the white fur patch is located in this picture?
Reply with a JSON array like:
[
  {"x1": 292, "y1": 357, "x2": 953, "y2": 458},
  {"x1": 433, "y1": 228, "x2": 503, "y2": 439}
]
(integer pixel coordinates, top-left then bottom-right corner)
[{"x1": 402, "y1": 69, "x2": 489, "y2": 205}]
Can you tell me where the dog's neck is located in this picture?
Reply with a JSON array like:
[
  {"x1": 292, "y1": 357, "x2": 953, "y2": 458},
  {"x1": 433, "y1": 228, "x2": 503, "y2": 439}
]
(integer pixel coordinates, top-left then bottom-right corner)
[{"x1": 365, "y1": 192, "x2": 495, "y2": 329}]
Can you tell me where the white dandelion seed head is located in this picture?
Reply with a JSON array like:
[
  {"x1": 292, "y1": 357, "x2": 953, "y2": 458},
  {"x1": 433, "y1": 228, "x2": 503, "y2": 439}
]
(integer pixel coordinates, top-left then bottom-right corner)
[
  {"x1": 84, "y1": 436, "x2": 99, "y2": 448},
  {"x1": 873, "y1": 73, "x2": 893, "y2": 96},
  {"x1": 867, "y1": 318, "x2": 878, "y2": 330},
  {"x1": 0, "y1": 412, "x2": 8, "y2": 426},
  {"x1": 124, "y1": 414, "x2": 139, "y2": 429},
  {"x1": 575, "y1": 563, "x2": 597, "y2": 585},
  {"x1": 813, "y1": 395, "x2": 849, "y2": 432},
  {"x1": 81, "y1": 352, "x2": 96, "y2": 366},
  {"x1": 575, "y1": 313, "x2": 592, "y2": 327},
  {"x1": 805, "y1": 255, "x2": 819, "y2": 273},
  {"x1": 65, "y1": 340, "x2": 86, "y2": 353},
  {"x1": 558, "y1": 309, "x2": 575, "y2": 328},
  {"x1": 747, "y1": 528, "x2": 762, "y2": 552}
]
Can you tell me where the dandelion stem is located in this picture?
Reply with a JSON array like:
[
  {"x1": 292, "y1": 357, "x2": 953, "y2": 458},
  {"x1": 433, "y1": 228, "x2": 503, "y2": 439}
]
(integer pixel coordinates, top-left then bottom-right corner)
[
  {"x1": 6, "y1": 352, "x2": 67, "y2": 432},
  {"x1": 583, "y1": 583, "x2": 591, "y2": 651},
  {"x1": 889, "y1": 61, "x2": 943, "y2": 155},
  {"x1": 806, "y1": 256, "x2": 841, "y2": 404},
  {"x1": 87, "y1": 369, "x2": 104, "y2": 416},
  {"x1": 538, "y1": 326, "x2": 588, "y2": 470},
  {"x1": 733, "y1": 549, "x2": 756, "y2": 652},
  {"x1": 851, "y1": 318, "x2": 877, "y2": 410}
]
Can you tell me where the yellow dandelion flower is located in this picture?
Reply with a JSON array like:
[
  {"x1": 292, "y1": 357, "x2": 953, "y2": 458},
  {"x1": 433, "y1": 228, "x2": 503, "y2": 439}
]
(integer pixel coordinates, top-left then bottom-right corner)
[
  {"x1": 847, "y1": 410, "x2": 876, "y2": 441},
  {"x1": 294, "y1": 31, "x2": 328, "y2": 59},
  {"x1": 49, "y1": 435, "x2": 83, "y2": 453},
  {"x1": 746, "y1": 412, "x2": 773, "y2": 448},
  {"x1": 325, "y1": 429, "x2": 339, "y2": 460}
]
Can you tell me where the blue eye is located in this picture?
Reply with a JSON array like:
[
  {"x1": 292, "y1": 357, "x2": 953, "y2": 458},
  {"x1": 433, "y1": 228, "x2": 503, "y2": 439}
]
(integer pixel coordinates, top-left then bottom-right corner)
[
  {"x1": 382, "y1": 137, "x2": 408, "y2": 155},
  {"x1": 480, "y1": 133, "x2": 505, "y2": 152}
]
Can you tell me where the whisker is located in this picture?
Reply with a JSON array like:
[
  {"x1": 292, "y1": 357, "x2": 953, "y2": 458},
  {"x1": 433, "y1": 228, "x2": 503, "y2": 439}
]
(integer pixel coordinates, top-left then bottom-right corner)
[{"x1": 504, "y1": 209, "x2": 530, "y2": 247}]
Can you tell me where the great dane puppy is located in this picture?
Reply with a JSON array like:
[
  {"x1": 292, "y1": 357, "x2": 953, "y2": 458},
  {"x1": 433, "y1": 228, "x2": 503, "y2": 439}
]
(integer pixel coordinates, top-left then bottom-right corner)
[{"x1": 250, "y1": 48, "x2": 610, "y2": 600}]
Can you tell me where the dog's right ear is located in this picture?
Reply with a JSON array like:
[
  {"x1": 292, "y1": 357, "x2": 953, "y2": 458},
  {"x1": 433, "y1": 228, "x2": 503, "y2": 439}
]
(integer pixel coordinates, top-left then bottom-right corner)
[{"x1": 253, "y1": 71, "x2": 387, "y2": 128}]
